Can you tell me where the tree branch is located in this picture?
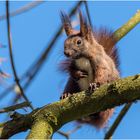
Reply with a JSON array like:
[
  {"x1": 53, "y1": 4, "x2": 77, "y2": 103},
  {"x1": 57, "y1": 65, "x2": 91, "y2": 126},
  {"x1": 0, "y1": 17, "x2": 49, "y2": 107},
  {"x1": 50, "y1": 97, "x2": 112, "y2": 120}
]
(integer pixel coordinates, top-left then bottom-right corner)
[
  {"x1": 0, "y1": 74, "x2": 140, "y2": 138},
  {"x1": 22, "y1": 74, "x2": 140, "y2": 139},
  {"x1": 104, "y1": 103, "x2": 132, "y2": 139},
  {"x1": 113, "y1": 9, "x2": 140, "y2": 42},
  {"x1": 27, "y1": 120, "x2": 53, "y2": 139},
  {"x1": 0, "y1": 1, "x2": 44, "y2": 20},
  {"x1": 6, "y1": 1, "x2": 33, "y2": 110},
  {"x1": 57, "y1": 125, "x2": 82, "y2": 139},
  {"x1": 0, "y1": 102, "x2": 31, "y2": 113},
  {"x1": 0, "y1": 112, "x2": 33, "y2": 138},
  {"x1": 84, "y1": 1, "x2": 93, "y2": 28}
]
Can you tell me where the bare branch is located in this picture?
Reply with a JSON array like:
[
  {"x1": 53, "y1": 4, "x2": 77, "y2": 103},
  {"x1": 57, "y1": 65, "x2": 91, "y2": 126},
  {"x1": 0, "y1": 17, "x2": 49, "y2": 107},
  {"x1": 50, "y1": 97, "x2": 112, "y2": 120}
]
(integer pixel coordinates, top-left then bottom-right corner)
[
  {"x1": 57, "y1": 125, "x2": 82, "y2": 139},
  {"x1": 7, "y1": 1, "x2": 83, "y2": 104},
  {"x1": 20, "y1": 1, "x2": 83, "y2": 88},
  {"x1": 0, "y1": 1, "x2": 83, "y2": 102},
  {"x1": 57, "y1": 130, "x2": 69, "y2": 139},
  {"x1": 84, "y1": 1, "x2": 93, "y2": 28},
  {"x1": 0, "y1": 102, "x2": 31, "y2": 113},
  {"x1": 5, "y1": 1, "x2": 33, "y2": 110},
  {"x1": 0, "y1": 0, "x2": 44, "y2": 20},
  {"x1": 67, "y1": 125, "x2": 82, "y2": 135},
  {"x1": 0, "y1": 84, "x2": 15, "y2": 101},
  {"x1": 104, "y1": 103, "x2": 132, "y2": 139}
]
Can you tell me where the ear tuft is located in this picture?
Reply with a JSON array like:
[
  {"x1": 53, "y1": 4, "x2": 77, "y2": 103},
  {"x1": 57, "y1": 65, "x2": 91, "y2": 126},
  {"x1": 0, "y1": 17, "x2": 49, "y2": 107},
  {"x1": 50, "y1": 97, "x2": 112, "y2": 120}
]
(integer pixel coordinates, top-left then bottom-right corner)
[
  {"x1": 79, "y1": 10, "x2": 93, "y2": 43},
  {"x1": 60, "y1": 11, "x2": 74, "y2": 36},
  {"x1": 79, "y1": 10, "x2": 88, "y2": 37}
]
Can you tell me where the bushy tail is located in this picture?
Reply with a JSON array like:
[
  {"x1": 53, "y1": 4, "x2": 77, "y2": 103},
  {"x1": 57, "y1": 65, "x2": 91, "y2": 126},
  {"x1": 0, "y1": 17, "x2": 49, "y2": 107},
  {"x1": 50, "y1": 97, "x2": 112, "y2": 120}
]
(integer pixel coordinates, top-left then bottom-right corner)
[
  {"x1": 93, "y1": 27, "x2": 120, "y2": 71},
  {"x1": 78, "y1": 109, "x2": 114, "y2": 129}
]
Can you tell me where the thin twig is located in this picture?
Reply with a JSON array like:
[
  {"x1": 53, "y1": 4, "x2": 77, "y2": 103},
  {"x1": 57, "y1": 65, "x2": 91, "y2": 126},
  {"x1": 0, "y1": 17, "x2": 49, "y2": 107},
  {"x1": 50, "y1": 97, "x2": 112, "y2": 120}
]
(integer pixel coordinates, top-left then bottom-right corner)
[
  {"x1": 0, "y1": 102, "x2": 31, "y2": 113},
  {"x1": 104, "y1": 103, "x2": 132, "y2": 139},
  {"x1": 20, "y1": 1, "x2": 83, "y2": 85},
  {"x1": 57, "y1": 125, "x2": 82, "y2": 139},
  {"x1": 57, "y1": 131, "x2": 69, "y2": 139},
  {"x1": 0, "y1": 0, "x2": 44, "y2": 20},
  {"x1": 0, "y1": 84, "x2": 15, "y2": 101},
  {"x1": 0, "y1": 1, "x2": 83, "y2": 105},
  {"x1": 67, "y1": 124, "x2": 82, "y2": 135},
  {"x1": 84, "y1": 1, "x2": 93, "y2": 28},
  {"x1": 13, "y1": 1, "x2": 83, "y2": 106},
  {"x1": 5, "y1": 1, "x2": 33, "y2": 110}
]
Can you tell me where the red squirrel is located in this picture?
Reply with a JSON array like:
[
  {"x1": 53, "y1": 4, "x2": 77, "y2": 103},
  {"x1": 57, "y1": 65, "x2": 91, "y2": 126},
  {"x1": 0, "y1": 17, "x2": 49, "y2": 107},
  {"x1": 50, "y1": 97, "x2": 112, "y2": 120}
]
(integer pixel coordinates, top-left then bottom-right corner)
[{"x1": 60, "y1": 11, "x2": 120, "y2": 129}]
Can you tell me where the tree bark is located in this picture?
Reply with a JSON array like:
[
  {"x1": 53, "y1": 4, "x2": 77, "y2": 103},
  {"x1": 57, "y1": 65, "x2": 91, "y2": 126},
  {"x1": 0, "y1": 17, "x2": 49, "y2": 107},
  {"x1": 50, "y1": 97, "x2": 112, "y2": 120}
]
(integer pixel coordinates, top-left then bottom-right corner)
[{"x1": 0, "y1": 75, "x2": 140, "y2": 139}]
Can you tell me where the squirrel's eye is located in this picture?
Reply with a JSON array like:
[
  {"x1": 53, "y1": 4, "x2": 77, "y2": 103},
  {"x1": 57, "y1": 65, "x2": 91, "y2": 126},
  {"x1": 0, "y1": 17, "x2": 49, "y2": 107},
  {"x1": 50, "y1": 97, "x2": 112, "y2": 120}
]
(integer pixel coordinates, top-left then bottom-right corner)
[{"x1": 76, "y1": 39, "x2": 82, "y2": 45}]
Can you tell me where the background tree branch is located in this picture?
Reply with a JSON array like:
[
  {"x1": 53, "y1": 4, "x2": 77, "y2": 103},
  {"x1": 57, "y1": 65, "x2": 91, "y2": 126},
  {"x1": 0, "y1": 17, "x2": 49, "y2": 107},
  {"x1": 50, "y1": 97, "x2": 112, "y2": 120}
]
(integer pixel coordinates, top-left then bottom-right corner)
[
  {"x1": 0, "y1": 102, "x2": 30, "y2": 113},
  {"x1": 104, "y1": 103, "x2": 132, "y2": 139},
  {"x1": 0, "y1": 1, "x2": 83, "y2": 104},
  {"x1": 0, "y1": 0, "x2": 44, "y2": 20},
  {"x1": 5, "y1": 1, "x2": 33, "y2": 110}
]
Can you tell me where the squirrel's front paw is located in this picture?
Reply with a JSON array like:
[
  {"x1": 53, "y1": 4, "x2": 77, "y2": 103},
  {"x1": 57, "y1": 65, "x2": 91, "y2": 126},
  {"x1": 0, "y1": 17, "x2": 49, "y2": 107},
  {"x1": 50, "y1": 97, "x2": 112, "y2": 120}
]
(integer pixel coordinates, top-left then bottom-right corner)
[
  {"x1": 86, "y1": 82, "x2": 100, "y2": 95},
  {"x1": 71, "y1": 70, "x2": 88, "y2": 80},
  {"x1": 60, "y1": 93, "x2": 73, "y2": 99}
]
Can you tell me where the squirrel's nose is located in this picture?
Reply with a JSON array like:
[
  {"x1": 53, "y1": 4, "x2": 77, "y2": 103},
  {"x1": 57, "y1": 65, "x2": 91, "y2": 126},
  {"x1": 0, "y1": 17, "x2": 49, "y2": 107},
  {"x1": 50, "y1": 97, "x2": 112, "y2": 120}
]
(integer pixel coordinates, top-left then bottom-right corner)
[{"x1": 64, "y1": 50, "x2": 72, "y2": 57}]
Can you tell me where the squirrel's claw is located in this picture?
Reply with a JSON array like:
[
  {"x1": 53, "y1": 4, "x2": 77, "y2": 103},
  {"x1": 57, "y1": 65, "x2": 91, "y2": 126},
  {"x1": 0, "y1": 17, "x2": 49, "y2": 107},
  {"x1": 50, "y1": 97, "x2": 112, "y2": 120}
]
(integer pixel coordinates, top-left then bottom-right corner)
[
  {"x1": 60, "y1": 92, "x2": 72, "y2": 99},
  {"x1": 86, "y1": 82, "x2": 100, "y2": 95}
]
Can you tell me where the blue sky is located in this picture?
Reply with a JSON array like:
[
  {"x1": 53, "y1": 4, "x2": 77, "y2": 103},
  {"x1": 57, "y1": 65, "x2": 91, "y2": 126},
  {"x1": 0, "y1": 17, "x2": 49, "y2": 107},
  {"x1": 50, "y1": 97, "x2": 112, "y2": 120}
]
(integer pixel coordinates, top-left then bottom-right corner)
[{"x1": 0, "y1": 1, "x2": 140, "y2": 139}]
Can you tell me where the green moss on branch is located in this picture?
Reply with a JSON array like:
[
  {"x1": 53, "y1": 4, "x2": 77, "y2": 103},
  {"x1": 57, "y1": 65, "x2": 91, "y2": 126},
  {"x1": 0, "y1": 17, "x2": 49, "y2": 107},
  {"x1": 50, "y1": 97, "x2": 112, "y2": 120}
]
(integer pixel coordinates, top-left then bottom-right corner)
[
  {"x1": 0, "y1": 113, "x2": 33, "y2": 139},
  {"x1": 27, "y1": 75, "x2": 140, "y2": 139},
  {"x1": 26, "y1": 120, "x2": 53, "y2": 139},
  {"x1": 1, "y1": 75, "x2": 140, "y2": 139}
]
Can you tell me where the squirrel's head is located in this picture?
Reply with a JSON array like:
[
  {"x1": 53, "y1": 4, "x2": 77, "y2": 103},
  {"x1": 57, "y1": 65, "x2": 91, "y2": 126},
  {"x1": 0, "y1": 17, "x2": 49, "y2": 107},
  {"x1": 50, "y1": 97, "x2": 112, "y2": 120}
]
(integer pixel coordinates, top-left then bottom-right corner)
[{"x1": 61, "y1": 11, "x2": 95, "y2": 59}]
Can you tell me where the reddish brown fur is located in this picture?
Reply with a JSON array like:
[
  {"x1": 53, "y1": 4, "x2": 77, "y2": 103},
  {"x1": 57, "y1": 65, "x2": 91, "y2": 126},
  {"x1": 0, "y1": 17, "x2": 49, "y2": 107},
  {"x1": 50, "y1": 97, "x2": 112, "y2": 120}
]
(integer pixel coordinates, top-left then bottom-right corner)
[
  {"x1": 60, "y1": 12, "x2": 120, "y2": 129},
  {"x1": 78, "y1": 109, "x2": 114, "y2": 129},
  {"x1": 93, "y1": 27, "x2": 120, "y2": 70}
]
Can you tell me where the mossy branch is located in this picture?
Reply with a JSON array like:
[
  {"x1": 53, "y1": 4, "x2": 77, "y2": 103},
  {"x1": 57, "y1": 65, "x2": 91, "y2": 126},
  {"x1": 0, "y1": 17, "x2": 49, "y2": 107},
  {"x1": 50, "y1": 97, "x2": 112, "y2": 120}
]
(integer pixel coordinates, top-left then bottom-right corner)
[
  {"x1": 113, "y1": 9, "x2": 140, "y2": 41},
  {"x1": 0, "y1": 74, "x2": 140, "y2": 139},
  {"x1": 26, "y1": 120, "x2": 53, "y2": 139},
  {"x1": 0, "y1": 112, "x2": 33, "y2": 138}
]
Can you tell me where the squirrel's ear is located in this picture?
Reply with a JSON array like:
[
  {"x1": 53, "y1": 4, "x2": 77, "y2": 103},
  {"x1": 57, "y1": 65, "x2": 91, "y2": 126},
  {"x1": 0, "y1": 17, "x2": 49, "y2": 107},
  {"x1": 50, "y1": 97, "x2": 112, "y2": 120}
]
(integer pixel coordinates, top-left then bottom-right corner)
[
  {"x1": 60, "y1": 11, "x2": 74, "y2": 36},
  {"x1": 79, "y1": 10, "x2": 93, "y2": 42},
  {"x1": 79, "y1": 10, "x2": 88, "y2": 36}
]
